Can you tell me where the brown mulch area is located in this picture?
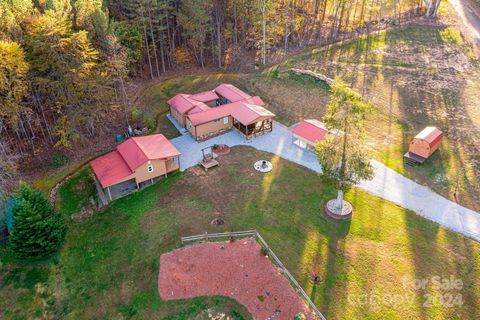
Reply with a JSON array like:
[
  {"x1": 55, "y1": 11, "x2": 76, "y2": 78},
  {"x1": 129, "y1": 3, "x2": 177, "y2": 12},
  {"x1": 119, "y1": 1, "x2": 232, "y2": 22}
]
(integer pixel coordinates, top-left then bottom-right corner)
[
  {"x1": 213, "y1": 144, "x2": 231, "y2": 155},
  {"x1": 158, "y1": 238, "x2": 316, "y2": 320}
]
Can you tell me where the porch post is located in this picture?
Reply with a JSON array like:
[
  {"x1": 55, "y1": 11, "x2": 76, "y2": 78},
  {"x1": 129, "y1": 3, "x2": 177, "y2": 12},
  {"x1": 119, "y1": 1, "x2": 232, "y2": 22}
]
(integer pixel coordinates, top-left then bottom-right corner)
[
  {"x1": 245, "y1": 125, "x2": 248, "y2": 142},
  {"x1": 107, "y1": 187, "x2": 112, "y2": 201}
]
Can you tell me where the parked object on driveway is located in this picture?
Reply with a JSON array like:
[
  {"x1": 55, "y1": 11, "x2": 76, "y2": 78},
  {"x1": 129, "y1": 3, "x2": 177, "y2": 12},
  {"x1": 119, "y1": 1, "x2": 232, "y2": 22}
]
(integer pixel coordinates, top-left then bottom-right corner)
[{"x1": 404, "y1": 127, "x2": 443, "y2": 165}]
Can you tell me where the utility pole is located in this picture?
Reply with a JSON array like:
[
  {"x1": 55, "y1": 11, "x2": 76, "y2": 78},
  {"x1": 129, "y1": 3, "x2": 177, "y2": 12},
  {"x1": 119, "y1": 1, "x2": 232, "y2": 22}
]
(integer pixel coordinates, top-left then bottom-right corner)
[{"x1": 261, "y1": 0, "x2": 266, "y2": 65}]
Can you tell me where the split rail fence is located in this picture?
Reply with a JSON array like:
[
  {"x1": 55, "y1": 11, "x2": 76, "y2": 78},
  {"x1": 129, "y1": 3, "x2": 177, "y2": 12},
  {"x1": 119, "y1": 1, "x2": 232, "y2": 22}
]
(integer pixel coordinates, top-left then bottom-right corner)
[{"x1": 181, "y1": 230, "x2": 327, "y2": 320}]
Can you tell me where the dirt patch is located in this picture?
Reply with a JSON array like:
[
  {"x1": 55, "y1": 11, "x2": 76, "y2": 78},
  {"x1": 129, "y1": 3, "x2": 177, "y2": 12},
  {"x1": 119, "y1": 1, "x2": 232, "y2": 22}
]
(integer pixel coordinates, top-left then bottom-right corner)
[{"x1": 158, "y1": 238, "x2": 316, "y2": 320}]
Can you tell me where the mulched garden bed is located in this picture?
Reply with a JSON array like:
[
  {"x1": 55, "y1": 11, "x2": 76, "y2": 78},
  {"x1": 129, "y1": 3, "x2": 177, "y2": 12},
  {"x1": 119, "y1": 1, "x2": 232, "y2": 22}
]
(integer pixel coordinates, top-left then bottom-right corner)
[{"x1": 158, "y1": 238, "x2": 315, "y2": 319}]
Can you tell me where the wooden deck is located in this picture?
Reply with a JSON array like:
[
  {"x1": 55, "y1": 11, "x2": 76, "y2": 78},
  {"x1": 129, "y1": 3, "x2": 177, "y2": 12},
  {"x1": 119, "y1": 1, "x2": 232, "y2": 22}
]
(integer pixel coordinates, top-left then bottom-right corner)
[
  {"x1": 199, "y1": 159, "x2": 219, "y2": 171},
  {"x1": 403, "y1": 152, "x2": 426, "y2": 166}
]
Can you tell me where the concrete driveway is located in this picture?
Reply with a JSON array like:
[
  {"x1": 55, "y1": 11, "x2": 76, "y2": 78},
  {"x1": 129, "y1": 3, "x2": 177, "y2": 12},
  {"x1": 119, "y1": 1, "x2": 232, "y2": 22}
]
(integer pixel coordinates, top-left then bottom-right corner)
[
  {"x1": 449, "y1": 0, "x2": 480, "y2": 46},
  {"x1": 169, "y1": 118, "x2": 480, "y2": 242}
]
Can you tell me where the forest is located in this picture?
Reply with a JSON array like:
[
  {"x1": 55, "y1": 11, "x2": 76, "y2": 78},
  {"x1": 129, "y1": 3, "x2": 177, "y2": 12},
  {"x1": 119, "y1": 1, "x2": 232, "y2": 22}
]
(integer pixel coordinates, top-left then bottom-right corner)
[{"x1": 0, "y1": 0, "x2": 430, "y2": 190}]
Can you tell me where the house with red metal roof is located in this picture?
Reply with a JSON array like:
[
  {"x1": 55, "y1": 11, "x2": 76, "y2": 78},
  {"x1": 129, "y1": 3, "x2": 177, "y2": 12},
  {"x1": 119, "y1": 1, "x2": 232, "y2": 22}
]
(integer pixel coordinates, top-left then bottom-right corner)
[
  {"x1": 404, "y1": 127, "x2": 443, "y2": 165},
  {"x1": 167, "y1": 84, "x2": 275, "y2": 141},
  {"x1": 292, "y1": 119, "x2": 329, "y2": 151},
  {"x1": 91, "y1": 134, "x2": 181, "y2": 201}
]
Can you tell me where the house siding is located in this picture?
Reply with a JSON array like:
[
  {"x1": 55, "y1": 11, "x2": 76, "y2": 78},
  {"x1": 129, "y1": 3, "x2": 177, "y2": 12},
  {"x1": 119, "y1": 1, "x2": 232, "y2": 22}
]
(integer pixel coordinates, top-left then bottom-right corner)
[
  {"x1": 193, "y1": 116, "x2": 233, "y2": 140},
  {"x1": 170, "y1": 106, "x2": 186, "y2": 127}
]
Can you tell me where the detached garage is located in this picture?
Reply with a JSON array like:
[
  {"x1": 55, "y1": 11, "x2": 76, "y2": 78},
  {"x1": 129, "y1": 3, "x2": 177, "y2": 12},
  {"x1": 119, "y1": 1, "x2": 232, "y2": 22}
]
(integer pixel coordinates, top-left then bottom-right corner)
[
  {"x1": 404, "y1": 126, "x2": 443, "y2": 165},
  {"x1": 292, "y1": 119, "x2": 328, "y2": 151}
]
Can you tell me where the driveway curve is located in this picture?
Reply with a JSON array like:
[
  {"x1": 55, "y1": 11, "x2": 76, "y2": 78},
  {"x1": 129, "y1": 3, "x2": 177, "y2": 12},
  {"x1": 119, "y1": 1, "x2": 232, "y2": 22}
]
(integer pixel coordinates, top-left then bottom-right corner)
[{"x1": 169, "y1": 120, "x2": 480, "y2": 242}]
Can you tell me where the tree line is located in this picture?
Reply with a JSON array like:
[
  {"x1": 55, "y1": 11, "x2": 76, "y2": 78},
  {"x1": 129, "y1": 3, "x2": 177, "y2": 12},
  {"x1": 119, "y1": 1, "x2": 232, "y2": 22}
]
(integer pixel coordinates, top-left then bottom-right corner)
[{"x1": 1, "y1": 0, "x2": 426, "y2": 188}]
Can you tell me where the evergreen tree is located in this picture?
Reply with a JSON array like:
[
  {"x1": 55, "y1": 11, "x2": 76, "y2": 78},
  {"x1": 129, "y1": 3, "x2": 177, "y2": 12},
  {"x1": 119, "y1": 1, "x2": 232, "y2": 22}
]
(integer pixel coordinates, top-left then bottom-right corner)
[
  {"x1": 0, "y1": 0, "x2": 34, "y2": 40},
  {"x1": 316, "y1": 77, "x2": 374, "y2": 213},
  {"x1": 26, "y1": 11, "x2": 112, "y2": 147},
  {"x1": 178, "y1": 0, "x2": 212, "y2": 67},
  {"x1": 9, "y1": 183, "x2": 65, "y2": 258}
]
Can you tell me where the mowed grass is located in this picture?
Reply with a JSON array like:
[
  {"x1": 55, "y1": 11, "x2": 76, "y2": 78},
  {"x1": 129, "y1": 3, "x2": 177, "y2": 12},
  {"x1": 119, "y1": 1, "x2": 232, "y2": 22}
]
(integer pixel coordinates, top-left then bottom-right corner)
[
  {"x1": 139, "y1": 24, "x2": 480, "y2": 211},
  {"x1": 263, "y1": 24, "x2": 480, "y2": 211},
  {"x1": 2, "y1": 147, "x2": 480, "y2": 319}
]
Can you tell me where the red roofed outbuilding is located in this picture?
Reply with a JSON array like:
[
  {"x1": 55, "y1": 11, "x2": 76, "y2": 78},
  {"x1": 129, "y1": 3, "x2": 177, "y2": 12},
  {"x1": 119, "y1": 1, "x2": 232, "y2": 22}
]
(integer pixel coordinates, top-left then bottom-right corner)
[
  {"x1": 91, "y1": 134, "x2": 181, "y2": 201},
  {"x1": 404, "y1": 127, "x2": 443, "y2": 164},
  {"x1": 292, "y1": 119, "x2": 328, "y2": 151}
]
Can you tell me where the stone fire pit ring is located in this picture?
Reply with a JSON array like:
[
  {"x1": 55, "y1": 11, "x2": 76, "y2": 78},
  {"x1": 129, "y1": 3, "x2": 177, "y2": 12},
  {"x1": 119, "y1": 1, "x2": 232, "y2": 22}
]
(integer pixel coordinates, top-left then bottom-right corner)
[{"x1": 254, "y1": 160, "x2": 273, "y2": 173}]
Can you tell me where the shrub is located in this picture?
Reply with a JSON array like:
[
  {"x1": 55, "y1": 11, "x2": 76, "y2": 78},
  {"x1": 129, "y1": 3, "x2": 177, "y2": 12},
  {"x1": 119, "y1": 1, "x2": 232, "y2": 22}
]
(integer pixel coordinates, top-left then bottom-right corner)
[
  {"x1": 50, "y1": 152, "x2": 69, "y2": 168},
  {"x1": 9, "y1": 183, "x2": 65, "y2": 258},
  {"x1": 131, "y1": 107, "x2": 141, "y2": 122},
  {"x1": 143, "y1": 114, "x2": 156, "y2": 131},
  {"x1": 294, "y1": 313, "x2": 306, "y2": 320},
  {"x1": 261, "y1": 247, "x2": 269, "y2": 256}
]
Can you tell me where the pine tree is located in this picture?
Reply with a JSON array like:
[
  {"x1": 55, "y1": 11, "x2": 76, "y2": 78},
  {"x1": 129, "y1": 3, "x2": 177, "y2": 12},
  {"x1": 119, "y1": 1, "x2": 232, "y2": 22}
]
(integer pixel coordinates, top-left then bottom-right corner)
[
  {"x1": 9, "y1": 183, "x2": 65, "y2": 258},
  {"x1": 26, "y1": 11, "x2": 112, "y2": 147},
  {"x1": 178, "y1": 0, "x2": 212, "y2": 67},
  {"x1": 315, "y1": 77, "x2": 374, "y2": 213}
]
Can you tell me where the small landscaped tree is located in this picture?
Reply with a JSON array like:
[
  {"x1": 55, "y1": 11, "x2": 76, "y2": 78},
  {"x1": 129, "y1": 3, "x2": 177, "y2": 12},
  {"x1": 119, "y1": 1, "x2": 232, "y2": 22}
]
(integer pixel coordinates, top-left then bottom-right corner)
[
  {"x1": 316, "y1": 77, "x2": 374, "y2": 215},
  {"x1": 9, "y1": 183, "x2": 65, "y2": 258}
]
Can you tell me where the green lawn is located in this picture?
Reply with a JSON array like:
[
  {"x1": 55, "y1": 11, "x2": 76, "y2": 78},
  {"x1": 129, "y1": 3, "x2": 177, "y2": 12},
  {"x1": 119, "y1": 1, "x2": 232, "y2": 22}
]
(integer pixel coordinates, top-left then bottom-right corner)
[
  {"x1": 261, "y1": 23, "x2": 480, "y2": 211},
  {"x1": 136, "y1": 23, "x2": 480, "y2": 213},
  {"x1": 1, "y1": 147, "x2": 479, "y2": 319}
]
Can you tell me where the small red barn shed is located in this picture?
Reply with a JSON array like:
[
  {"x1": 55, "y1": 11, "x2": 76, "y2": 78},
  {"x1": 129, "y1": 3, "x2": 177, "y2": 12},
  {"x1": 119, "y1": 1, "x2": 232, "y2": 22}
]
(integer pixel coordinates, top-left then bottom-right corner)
[{"x1": 404, "y1": 127, "x2": 443, "y2": 164}]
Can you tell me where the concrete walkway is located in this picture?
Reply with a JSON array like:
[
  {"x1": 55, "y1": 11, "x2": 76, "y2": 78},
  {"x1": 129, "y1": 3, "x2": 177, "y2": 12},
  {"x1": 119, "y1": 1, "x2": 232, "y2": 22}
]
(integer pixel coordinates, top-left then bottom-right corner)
[
  {"x1": 169, "y1": 118, "x2": 480, "y2": 242},
  {"x1": 450, "y1": 0, "x2": 480, "y2": 46}
]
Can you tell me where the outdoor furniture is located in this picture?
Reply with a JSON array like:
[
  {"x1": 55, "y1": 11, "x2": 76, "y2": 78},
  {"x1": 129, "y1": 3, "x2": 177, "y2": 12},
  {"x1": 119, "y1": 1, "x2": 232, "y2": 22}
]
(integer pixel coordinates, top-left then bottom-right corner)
[{"x1": 199, "y1": 146, "x2": 219, "y2": 171}]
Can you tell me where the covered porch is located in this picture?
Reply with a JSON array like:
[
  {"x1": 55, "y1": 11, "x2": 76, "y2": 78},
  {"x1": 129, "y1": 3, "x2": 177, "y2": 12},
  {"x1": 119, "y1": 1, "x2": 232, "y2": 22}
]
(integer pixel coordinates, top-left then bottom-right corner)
[{"x1": 234, "y1": 118, "x2": 273, "y2": 141}]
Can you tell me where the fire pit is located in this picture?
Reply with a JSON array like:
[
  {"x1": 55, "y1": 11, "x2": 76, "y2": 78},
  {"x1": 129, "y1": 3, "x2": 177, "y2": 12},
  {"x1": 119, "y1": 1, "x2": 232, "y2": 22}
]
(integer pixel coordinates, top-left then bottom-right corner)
[{"x1": 254, "y1": 160, "x2": 273, "y2": 173}]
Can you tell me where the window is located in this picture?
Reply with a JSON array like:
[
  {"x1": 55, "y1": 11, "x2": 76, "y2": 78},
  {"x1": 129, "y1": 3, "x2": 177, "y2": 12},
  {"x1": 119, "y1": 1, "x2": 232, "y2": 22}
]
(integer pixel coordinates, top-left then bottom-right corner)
[
  {"x1": 223, "y1": 116, "x2": 229, "y2": 124},
  {"x1": 147, "y1": 165, "x2": 154, "y2": 173},
  {"x1": 213, "y1": 118, "x2": 221, "y2": 123},
  {"x1": 187, "y1": 122, "x2": 192, "y2": 129}
]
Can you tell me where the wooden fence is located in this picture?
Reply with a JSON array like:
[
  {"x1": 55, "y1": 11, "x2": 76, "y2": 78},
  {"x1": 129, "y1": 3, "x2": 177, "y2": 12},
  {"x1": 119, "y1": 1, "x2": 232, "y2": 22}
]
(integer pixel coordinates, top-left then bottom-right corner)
[{"x1": 181, "y1": 230, "x2": 327, "y2": 320}]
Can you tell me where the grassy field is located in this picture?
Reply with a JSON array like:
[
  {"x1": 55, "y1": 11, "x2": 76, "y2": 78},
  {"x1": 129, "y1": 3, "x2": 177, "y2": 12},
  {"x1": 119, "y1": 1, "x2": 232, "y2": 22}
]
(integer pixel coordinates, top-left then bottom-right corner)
[
  {"x1": 1, "y1": 147, "x2": 480, "y2": 319},
  {"x1": 259, "y1": 23, "x2": 480, "y2": 211},
  {"x1": 138, "y1": 22, "x2": 480, "y2": 212}
]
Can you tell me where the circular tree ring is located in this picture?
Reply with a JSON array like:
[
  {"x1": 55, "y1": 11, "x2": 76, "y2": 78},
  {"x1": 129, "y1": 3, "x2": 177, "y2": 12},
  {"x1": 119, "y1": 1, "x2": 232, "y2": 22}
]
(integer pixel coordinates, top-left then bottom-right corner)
[
  {"x1": 324, "y1": 199, "x2": 353, "y2": 220},
  {"x1": 254, "y1": 160, "x2": 273, "y2": 173}
]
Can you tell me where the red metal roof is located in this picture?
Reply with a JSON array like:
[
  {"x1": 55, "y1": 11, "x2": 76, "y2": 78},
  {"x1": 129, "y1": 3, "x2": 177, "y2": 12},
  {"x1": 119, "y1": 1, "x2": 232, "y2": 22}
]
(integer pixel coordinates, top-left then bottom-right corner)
[
  {"x1": 91, "y1": 134, "x2": 181, "y2": 187},
  {"x1": 187, "y1": 103, "x2": 211, "y2": 115},
  {"x1": 292, "y1": 119, "x2": 328, "y2": 144},
  {"x1": 243, "y1": 96, "x2": 265, "y2": 106},
  {"x1": 91, "y1": 151, "x2": 132, "y2": 188},
  {"x1": 231, "y1": 103, "x2": 275, "y2": 125},
  {"x1": 167, "y1": 94, "x2": 196, "y2": 115},
  {"x1": 188, "y1": 104, "x2": 234, "y2": 126},
  {"x1": 188, "y1": 102, "x2": 275, "y2": 126},
  {"x1": 189, "y1": 90, "x2": 219, "y2": 102},
  {"x1": 214, "y1": 83, "x2": 251, "y2": 102},
  {"x1": 414, "y1": 127, "x2": 443, "y2": 147},
  {"x1": 117, "y1": 134, "x2": 181, "y2": 171}
]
